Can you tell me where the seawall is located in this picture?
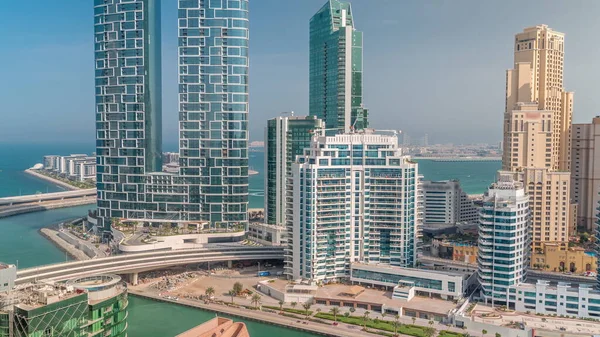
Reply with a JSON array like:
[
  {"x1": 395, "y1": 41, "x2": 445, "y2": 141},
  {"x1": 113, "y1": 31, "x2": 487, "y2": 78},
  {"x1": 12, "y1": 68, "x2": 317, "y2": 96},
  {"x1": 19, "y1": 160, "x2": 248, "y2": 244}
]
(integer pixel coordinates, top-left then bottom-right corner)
[
  {"x1": 24, "y1": 169, "x2": 80, "y2": 191},
  {"x1": 128, "y1": 291, "x2": 378, "y2": 337},
  {"x1": 39, "y1": 228, "x2": 91, "y2": 261}
]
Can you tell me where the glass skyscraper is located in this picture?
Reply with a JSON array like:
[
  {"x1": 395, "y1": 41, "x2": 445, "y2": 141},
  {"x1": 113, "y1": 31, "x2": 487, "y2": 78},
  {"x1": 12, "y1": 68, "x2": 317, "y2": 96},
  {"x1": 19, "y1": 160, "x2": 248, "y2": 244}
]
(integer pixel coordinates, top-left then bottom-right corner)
[
  {"x1": 309, "y1": 0, "x2": 368, "y2": 134},
  {"x1": 264, "y1": 115, "x2": 324, "y2": 225},
  {"x1": 178, "y1": 0, "x2": 249, "y2": 229},
  {"x1": 94, "y1": 0, "x2": 163, "y2": 230},
  {"x1": 94, "y1": 0, "x2": 249, "y2": 231}
]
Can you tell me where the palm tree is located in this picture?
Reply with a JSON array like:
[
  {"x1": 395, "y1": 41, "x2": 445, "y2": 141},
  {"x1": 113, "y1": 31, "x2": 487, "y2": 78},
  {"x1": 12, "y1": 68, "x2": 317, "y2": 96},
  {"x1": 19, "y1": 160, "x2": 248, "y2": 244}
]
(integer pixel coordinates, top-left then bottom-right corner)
[
  {"x1": 381, "y1": 312, "x2": 387, "y2": 321},
  {"x1": 411, "y1": 317, "x2": 416, "y2": 325},
  {"x1": 278, "y1": 300, "x2": 284, "y2": 313},
  {"x1": 291, "y1": 301, "x2": 297, "y2": 310},
  {"x1": 205, "y1": 287, "x2": 215, "y2": 301},
  {"x1": 482, "y1": 329, "x2": 488, "y2": 337},
  {"x1": 251, "y1": 294, "x2": 262, "y2": 309},
  {"x1": 362, "y1": 311, "x2": 371, "y2": 331},
  {"x1": 330, "y1": 307, "x2": 340, "y2": 322},
  {"x1": 429, "y1": 320, "x2": 434, "y2": 328},
  {"x1": 227, "y1": 290, "x2": 236, "y2": 304},
  {"x1": 302, "y1": 303, "x2": 312, "y2": 319},
  {"x1": 349, "y1": 307, "x2": 356, "y2": 315}
]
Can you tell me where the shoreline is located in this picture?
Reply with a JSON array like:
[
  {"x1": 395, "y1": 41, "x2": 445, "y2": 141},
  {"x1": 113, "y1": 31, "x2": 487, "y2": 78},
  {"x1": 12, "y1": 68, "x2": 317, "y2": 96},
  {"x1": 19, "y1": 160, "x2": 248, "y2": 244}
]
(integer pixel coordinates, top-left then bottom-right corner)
[
  {"x1": 24, "y1": 169, "x2": 80, "y2": 191},
  {"x1": 39, "y1": 228, "x2": 89, "y2": 261},
  {"x1": 129, "y1": 290, "x2": 379, "y2": 337}
]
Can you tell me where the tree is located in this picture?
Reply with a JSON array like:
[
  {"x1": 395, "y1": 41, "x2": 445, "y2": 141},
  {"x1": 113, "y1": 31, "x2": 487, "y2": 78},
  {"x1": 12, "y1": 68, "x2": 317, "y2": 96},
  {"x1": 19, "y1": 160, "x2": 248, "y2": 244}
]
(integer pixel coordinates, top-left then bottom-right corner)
[
  {"x1": 302, "y1": 303, "x2": 312, "y2": 319},
  {"x1": 205, "y1": 287, "x2": 215, "y2": 301},
  {"x1": 251, "y1": 294, "x2": 262, "y2": 309},
  {"x1": 429, "y1": 320, "x2": 434, "y2": 329},
  {"x1": 495, "y1": 333, "x2": 501, "y2": 337},
  {"x1": 482, "y1": 329, "x2": 488, "y2": 337},
  {"x1": 344, "y1": 312, "x2": 350, "y2": 318},
  {"x1": 291, "y1": 301, "x2": 297, "y2": 309},
  {"x1": 362, "y1": 311, "x2": 371, "y2": 331},
  {"x1": 330, "y1": 307, "x2": 340, "y2": 322},
  {"x1": 228, "y1": 290, "x2": 236, "y2": 304},
  {"x1": 233, "y1": 282, "x2": 243, "y2": 295},
  {"x1": 412, "y1": 317, "x2": 416, "y2": 325},
  {"x1": 392, "y1": 320, "x2": 401, "y2": 337},
  {"x1": 424, "y1": 328, "x2": 436, "y2": 337},
  {"x1": 349, "y1": 307, "x2": 356, "y2": 314},
  {"x1": 278, "y1": 300, "x2": 284, "y2": 312},
  {"x1": 381, "y1": 312, "x2": 387, "y2": 320}
]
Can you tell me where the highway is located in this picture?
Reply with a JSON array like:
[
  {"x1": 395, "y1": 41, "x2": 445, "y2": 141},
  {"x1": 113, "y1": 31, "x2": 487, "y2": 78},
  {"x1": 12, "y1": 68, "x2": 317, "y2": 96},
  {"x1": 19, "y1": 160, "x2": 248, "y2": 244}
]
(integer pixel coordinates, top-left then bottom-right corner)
[
  {"x1": 0, "y1": 189, "x2": 96, "y2": 207},
  {"x1": 15, "y1": 246, "x2": 285, "y2": 285}
]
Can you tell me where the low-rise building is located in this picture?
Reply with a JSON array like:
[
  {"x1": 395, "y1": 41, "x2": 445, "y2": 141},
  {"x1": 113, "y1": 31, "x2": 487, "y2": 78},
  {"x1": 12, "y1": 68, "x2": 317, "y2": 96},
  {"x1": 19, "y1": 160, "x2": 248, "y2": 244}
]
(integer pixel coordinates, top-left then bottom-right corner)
[
  {"x1": 350, "y1": 263, "x2": 477, "y2": 301},
  {"x1": 247, "y1": 223, "x2": 286, "y2": 246},
  {"x1": 422, "y1": 180, "x2": 479, "y2": 224},
  {"x1": 531, "y1": 243, "x2": 596, "y2": 273},
  {"x1": 0, "y1": 274, "x2": 128, "y2": 337},
  {"x1": 510, "y1": 280, "x2": 600, "y2": 319},
  {"x1": 431, "y1": 240, "x2": 478, "y2": 264}
]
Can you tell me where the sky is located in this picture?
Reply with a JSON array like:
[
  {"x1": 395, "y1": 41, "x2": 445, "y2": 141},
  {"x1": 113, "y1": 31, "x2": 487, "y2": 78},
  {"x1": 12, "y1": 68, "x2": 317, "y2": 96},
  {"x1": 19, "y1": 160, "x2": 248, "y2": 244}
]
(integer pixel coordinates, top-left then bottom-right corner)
[{"x1": 1, "y1": 0, "x2": 600, "y2": 146}]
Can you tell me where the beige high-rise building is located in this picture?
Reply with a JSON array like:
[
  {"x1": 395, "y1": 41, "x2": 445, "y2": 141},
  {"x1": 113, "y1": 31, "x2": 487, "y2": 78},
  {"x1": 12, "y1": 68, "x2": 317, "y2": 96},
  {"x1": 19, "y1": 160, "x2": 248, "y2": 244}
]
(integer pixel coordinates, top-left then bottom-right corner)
[
  {"x1": 571, "y1": 117, "x2": 600, "y2": 231},
  {"x1": 512, "y1": 25, "x2": 574, "y2": 171},
  {"x1": 503, "y1": 25, "x2": 575, "y2": 253}
]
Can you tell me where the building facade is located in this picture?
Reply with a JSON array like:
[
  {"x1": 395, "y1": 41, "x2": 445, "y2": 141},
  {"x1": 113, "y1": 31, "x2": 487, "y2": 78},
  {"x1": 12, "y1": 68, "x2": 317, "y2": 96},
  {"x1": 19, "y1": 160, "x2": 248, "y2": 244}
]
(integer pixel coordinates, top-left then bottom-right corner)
[
  {"x1": 509, "y1": 280, "x2": 600, "y2": 319},
  {"x1": 285, "y1": 131, "x2": 421, "y2": 282},
  {"x1": 531, "y1": 243, "x2": 596, "y2": 273},
  {"x1": 264, "y1": 115, "x2": 324, "y2": 225},
  {"x1": 571, "y1": 117, "x2": 600, "y2": 231},
  {"x1": 0, "y1": 275, "x2": 128, "y2": 337},
  {"x1": 511, "y1": 25, "x2": 573, "y2": 172},
  {"x1": 178, "y1": 0, "x2": 249, "y2": 228},
  {"x1": 94, "y1": 0, "x2": 249, "y2": 231},
  {"x1": 309, "y1": 0, "x2": 368, "y2": 133},
  {"x1": 503, "y1": 26, "x2": 574, "y2": 253},
  {"x1": 478, "y1": 173, "x2": 530, "y2": 305},
  {"x1": 422, "y1": 180, "x2": 478, "y2": 224}
]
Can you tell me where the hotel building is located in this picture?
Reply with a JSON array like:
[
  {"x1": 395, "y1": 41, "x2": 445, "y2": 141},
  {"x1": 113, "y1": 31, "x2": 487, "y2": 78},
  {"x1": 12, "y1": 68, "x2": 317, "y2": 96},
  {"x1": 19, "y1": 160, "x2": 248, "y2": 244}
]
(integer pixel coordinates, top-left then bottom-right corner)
[
  {"x1": 422, "y1": 180, "x2": 479, "y2": 224},
  {"x1": 94, "y1": 0, "x2": 249, "y2": 231},
  {"x1": 285, "y1": 130, "x2": 421, "y2": 282}
]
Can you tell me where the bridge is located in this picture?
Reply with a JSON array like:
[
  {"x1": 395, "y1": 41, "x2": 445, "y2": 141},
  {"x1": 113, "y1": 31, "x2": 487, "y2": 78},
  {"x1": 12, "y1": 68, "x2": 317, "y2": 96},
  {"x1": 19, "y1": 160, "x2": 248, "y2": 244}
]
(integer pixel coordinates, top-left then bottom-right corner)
[
  {"x1": 0, "y1": 189, "x2": 97, "y2": 218},
  {"x1": 15, "y1": 246, "x2": 285, "y2": 285}
]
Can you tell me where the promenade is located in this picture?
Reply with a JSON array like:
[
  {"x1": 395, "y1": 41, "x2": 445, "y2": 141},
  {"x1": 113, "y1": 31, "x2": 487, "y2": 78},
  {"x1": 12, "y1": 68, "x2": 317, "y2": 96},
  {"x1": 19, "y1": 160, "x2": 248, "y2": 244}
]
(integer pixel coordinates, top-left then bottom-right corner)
[{"x1": 129, "y1": 289, "x2": 389, "y2": 337}]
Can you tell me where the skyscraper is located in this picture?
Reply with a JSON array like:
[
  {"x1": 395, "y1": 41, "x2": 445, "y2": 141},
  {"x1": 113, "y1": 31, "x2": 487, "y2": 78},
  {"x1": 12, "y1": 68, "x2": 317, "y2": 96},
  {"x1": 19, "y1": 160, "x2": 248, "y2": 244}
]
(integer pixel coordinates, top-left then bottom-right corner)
[
  {"x1": 178, "y1": 0, "x2": 250, "y2": 229},
  {"x1": 503, "y1": 25, "x2": 575, "y2": 253},
  {"x1": 571, "y1": 117, "x2": 600, "y2": 231},
  {"x1": 264, "y1": 115, "x2": 324, "y2": 225},
  {"x1": 511, "y1": 25, "x2": 574, "y2": 171},
  {"x1": 94, "y1": 0, "x2": 249, "y2": 231},
  {"x1": 309, "y1": 0, "x2": 368, "y2": 134},
  {"x1": 94, "y1": 0, "x2": 163, "y2": 230},
  {"x1": 477, "y1": 173, "x2": 530, "y2": 305},
  {"x1": 285, "y1": 131, "x2": 421, "y2": 282}
]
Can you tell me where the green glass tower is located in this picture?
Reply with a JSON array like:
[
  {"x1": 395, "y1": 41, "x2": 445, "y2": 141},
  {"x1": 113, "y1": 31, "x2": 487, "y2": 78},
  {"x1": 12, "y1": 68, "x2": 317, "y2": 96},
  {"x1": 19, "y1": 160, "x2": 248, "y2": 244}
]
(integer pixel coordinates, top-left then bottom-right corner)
[
  {"x1": 309, "y1": 0, "x2": 368, "y2": 134},
  {"x1": 264, "y1": 115, "x2": 324, "y2": 225}
]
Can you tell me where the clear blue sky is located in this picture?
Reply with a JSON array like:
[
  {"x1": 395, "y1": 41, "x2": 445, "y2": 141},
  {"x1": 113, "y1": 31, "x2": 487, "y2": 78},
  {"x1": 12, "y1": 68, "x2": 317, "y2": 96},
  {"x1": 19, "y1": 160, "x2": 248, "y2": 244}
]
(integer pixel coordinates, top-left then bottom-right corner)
[{"x1": 1, "y1": 0, "x2": 600, "y2": 146}]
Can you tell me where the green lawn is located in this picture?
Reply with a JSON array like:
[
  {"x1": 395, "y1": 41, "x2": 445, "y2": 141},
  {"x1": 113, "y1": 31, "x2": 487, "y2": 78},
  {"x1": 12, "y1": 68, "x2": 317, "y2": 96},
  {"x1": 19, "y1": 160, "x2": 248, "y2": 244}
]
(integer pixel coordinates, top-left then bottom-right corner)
[
  {"x1": 262, "y1": 305, "x2": 313, "y2": 316},
  {"x1": 315, "y1": 313, "x2": 431, "y2": 337},
  {"x1": 438, "y1": 331, "x2": 465, "y2": 337}
]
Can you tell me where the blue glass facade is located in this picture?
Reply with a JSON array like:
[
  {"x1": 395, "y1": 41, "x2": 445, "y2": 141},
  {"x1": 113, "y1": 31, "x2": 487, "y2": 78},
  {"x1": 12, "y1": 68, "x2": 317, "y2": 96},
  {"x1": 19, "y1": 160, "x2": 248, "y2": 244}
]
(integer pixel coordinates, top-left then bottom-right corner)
[
  {"x1": 309, "y1": 0, "x2": 367, "y2": 134},
  {"x1": 94, "y1": 0, "x2": 249, "y2": 231},
  {"x1": 178, "y1": 0, "x2": 249, "y2": 228},
  {"x1": 94, "y1": 0, "x2": 163, "y2": 229}
]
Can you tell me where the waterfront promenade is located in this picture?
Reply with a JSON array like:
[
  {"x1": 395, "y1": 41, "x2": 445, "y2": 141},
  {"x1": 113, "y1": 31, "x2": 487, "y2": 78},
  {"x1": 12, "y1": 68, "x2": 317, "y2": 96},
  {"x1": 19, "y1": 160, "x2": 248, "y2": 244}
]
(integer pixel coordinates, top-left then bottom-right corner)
[{"x1": 130, "y1": 290, "x2": 387, "y2": 337}]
